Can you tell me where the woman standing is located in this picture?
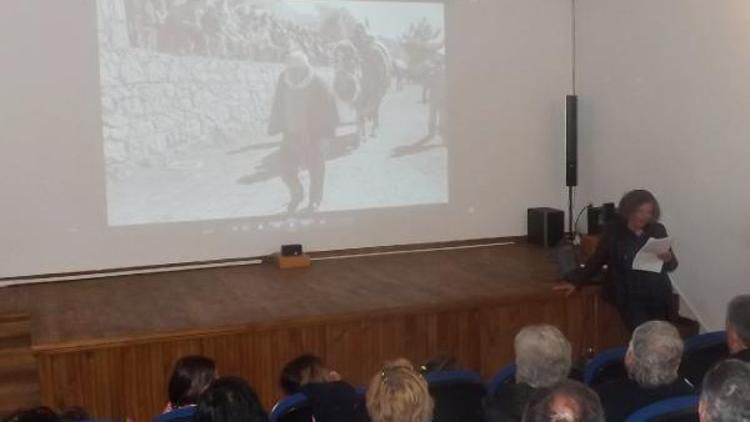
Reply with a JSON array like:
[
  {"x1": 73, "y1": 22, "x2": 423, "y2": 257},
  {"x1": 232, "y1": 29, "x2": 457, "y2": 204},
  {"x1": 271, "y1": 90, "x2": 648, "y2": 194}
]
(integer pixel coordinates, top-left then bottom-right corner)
[{"x1": 555, "y1": 189, "x2": 678, "y2": 330}]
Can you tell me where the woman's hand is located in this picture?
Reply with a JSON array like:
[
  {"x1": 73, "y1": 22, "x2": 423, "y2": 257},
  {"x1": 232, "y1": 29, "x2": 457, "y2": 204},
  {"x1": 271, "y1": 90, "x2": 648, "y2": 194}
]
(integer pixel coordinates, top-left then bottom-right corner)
[
  {"x1": 657, "y1": 250, "x2": 673, "y2": 262},
  {"x1": 553, "y1": 280, "x2": 576, "y2": 296}
]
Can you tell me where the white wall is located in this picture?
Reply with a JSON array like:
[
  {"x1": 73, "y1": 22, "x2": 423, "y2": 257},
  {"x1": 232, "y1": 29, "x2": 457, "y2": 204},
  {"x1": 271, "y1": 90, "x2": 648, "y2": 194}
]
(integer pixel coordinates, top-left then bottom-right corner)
[{"x1": 575, "y1": 0, "x2": 750, "y2": 329}]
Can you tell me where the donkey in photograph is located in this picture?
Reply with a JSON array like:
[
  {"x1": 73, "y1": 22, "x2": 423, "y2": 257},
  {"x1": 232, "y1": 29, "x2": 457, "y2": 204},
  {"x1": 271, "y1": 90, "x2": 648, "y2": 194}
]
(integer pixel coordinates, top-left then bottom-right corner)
[{"x1": 332, "y1": 32, "x2": 391, "y2": 140}]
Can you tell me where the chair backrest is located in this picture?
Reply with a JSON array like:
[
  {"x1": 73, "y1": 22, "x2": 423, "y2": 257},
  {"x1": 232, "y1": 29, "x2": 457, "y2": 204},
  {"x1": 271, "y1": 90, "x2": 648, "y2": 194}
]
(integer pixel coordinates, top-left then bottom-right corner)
[
  {"x1": 584, "y1": 346, "x2": 628, "y2": 386},
  {"x1": 624, "y1": 395, "x2": 700, "y2": 422},
  {"x1": 486, "y1": 364, "x2": 516, "y2": 396},
  {"x1": 270, "y1": 393, "x2": 313, "y2": 422},
  {"x1": 423, "y1": 370, "x2": 484, "y2": 386},
  {"x1": 424, "y1": 370, "x2": 486, "y2": 422},
  {"x1": 684, "y1": 331, "x2": 727, "y2": 353},
  {"x1": 152, "y1": 406, "x2": 197, "y2": 422},
  {"x1": 679, "y1": 331, "x2": 729, "y2": 388}
]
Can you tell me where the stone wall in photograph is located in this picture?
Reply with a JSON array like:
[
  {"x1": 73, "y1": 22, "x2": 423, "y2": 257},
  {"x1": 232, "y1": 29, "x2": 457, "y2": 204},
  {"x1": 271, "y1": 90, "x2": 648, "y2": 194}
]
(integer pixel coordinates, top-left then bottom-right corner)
[{"x1": 97, "y1": 0, "x2": 281, "y2": 178}]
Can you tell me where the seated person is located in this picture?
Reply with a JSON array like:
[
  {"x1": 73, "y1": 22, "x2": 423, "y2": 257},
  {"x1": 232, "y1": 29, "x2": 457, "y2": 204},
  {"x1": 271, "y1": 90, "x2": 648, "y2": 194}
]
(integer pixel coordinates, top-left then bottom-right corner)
[
  {"x1": 726, "y1": 294, "x2": 750, "y2": 362},
  {"x1": 193, "y1": 376, "x2": 269, "y2": 422},
  {"x1": 158, "y1": 355, "x2": 217, "y2": 422},
  {"x1": 280, "y1": 354, "x2": 341, "y2": 395},
  {"x1": 484, "y1": 324, "x2": 573, "y2": 422},
  {"x1": 277, "y1": 354, "x2": 366, "y2": 422},
  {"x1": 3, "y1": 407, "x2": 60, "y2": 422},
  {"x1": 699, "y1": 359, "x2": 750, "y2": 422},
  {"x1": 680, "y1": 295, "x2": 750, "y2": 387},
  {"x1": 596, "y1": 320, "x2": 694, "y2": 421},
  {"x1": 524, "y1": 380, "x2": 605, "y2": 422},
  {"x1": 366, "y1": 358, "x2": 433, "y2": 422},
  {"x1": 4, "y1": 406, "x2": 90, "y2": 422}
]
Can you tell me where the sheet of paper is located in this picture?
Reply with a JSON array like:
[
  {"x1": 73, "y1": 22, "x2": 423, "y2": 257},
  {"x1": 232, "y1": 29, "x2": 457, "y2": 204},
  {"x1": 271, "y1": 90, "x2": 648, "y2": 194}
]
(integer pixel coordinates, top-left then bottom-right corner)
[{"x1": 632, "y1": 237, "x2": 673, "y2": 273}]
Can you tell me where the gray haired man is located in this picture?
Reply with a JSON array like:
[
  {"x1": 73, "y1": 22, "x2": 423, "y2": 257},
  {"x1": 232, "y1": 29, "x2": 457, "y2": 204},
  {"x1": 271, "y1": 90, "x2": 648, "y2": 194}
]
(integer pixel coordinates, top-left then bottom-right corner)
[
  {"x1": 726, "y1": 294, "x2": 750, "y2": 362},
  {"x1": 699, "y1": 359, "x2": 750, "y2": 422},
  {"x1": 484, "y1": 324, "x2": 572, "y2": 422},
  {"x1": 595, "y1": 320, "x2": 694, "y2": 421}
]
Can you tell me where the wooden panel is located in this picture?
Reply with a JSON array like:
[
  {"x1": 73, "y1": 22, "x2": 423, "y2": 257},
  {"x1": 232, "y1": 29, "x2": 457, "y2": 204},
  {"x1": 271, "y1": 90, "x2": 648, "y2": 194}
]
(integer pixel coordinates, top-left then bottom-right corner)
[
  {"x1": 19, "y1": 243, "x2": 629, "y2": 421},
  {"x1": 0, "y1": 314, "x2": 39, "y2": 417},
  {"x1": 592, "y1": 295, "x2": 630, "y2": 351},
  {"x1": 34, "y1": 287, "x2": 624, "y2": 422}
]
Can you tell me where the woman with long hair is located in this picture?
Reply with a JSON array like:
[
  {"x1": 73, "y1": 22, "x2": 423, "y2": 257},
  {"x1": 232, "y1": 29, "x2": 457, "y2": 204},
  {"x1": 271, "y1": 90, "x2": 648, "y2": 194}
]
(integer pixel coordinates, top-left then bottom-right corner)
[{"x1": 555, "y1": 189, "x2": 679, "y2": 330}]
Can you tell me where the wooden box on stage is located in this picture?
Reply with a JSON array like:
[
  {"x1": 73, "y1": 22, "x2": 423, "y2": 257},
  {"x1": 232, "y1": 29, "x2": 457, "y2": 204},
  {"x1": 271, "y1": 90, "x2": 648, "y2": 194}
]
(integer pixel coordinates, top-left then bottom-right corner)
[{"x1": 271, "y1": 252, "x2": 311, "y2": 269}]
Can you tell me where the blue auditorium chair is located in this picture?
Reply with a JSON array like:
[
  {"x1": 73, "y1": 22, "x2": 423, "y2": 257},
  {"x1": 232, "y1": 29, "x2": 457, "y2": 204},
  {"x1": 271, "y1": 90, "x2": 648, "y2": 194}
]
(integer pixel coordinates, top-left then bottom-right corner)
[
  {"x1": 624, "y1": 395, "x2": 700, "y2": 422},
  {"x1": 583, "y1": 346, "x2": 628, "y2": 386},
  {"x1": 679, "y1": 331, "x2": 729, "y2": 388},
  {"x1": 424, "y1": 370, "x2": 486, "y2": 422},
  {"x1": 270, "y1": 393, "x2": 312, "y2": 422},
  {"x1": 486, "y1": 363, "x2": 516, "y2": 396},
  {"x1": 152, "y1": 406, "x2": 197, "y2": 422}
]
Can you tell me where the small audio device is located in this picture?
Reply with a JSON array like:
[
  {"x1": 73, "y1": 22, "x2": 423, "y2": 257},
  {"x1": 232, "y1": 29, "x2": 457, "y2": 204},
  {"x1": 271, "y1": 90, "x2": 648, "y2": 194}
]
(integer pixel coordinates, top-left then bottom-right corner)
[
  {"x1": 281, "y1": 244, "x2": 303, "y2": 257},
  {"x1": 273, "y1": 244, "x2": 310, "y2": 269}
]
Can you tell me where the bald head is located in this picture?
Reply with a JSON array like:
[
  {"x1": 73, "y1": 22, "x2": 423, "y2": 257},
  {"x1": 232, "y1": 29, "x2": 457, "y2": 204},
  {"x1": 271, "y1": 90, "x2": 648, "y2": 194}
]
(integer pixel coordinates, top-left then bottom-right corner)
[{"x1": 523, "y1": 380, "x2": 604, "y2": 422}]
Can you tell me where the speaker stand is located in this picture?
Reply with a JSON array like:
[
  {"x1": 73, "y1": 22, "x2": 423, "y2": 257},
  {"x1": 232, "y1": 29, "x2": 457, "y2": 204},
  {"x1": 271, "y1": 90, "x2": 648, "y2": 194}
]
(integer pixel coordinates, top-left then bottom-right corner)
[{"x1": 567, "y1": 186, "x2": 575, "y2": 241}]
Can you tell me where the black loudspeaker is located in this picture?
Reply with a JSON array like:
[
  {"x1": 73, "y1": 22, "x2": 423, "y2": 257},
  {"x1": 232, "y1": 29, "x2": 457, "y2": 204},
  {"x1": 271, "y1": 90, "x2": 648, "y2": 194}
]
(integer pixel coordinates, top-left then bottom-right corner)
[
  {"x1": 602, "y1": 202, "x2": 616, "y2": 220},
  {"x1": 528, "y1": 207, "x2": 565, "y2": 248},
  {"x1": 586, "y1": 202, "x2": 616, "y2": 234},
  {"x1": 586, "y1": 206, "x2": 602, "y2": 235},
  {"x1": 281, "y1": 244, "x2": 303, "y2": 257},
  {"x1": 565, "y1": 95, "x2": 578, "y2": 187}
]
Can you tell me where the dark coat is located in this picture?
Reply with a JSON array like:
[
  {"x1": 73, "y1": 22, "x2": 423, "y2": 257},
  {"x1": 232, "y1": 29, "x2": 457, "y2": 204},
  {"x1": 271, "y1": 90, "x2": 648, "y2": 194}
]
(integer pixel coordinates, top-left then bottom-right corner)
[
  {"x1": 483, "y1": 383, "x2": 537, "y2": 422},
  {"x1": 267, "y1": 69, "x2": 339, "y2": 140},
  {"x1": 567, "y1": 217, "x2": 678, "y2": 328},
  {"x1": 595, "y1": 378, "x2": 694, "y2": 422}
]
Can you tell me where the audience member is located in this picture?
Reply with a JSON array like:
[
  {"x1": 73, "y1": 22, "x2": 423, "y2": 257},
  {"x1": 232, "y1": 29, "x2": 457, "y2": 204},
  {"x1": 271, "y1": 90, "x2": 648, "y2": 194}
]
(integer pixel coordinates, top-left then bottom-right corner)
[
  {"x1": 3, "y1": 407, "x2": 60, "y2": 422},
  {"x1": 726, "y1": 294, "x2": 750, "y2": 362},
  {"x1": 596, "y1": 320, "x2": 694, "y2": 421},
  {"x1": 159, "y1": 355, "x2": 217, "y2": 422},
  {"x1": 193, "y1": 377, "x2": 269, "y2": 422},
  {"x1": 277, "y1": 354, "x2": 366, "y2": 422},
  {"x1": 366, "y1": 358, "x2": 434, "y2": 422},
  {"x1": 523, "y1": 380, "x2": 604, "y2": 422},
  {"x1": 484, "y1": 324, "x2": 572, "y2": 422},
  {"x1": 279, "y1": 354, "x2": 341, "y2": 395},
  {"x1": 699, "y1": 359, "x2": 750, "y2": 422}
]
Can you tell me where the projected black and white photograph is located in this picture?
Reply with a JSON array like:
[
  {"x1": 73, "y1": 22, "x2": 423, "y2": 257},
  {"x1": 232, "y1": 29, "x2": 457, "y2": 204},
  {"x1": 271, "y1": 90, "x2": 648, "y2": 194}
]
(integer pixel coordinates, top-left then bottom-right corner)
[{"x1": 98, "y1": 0, "x2": 447, "y2": 226}]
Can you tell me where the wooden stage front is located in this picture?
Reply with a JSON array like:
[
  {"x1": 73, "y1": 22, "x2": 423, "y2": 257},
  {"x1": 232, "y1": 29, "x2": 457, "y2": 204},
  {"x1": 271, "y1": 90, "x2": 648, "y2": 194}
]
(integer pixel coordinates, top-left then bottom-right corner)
[{"x1": 0, "y1": 241, "x2": 628, "y2": 421}]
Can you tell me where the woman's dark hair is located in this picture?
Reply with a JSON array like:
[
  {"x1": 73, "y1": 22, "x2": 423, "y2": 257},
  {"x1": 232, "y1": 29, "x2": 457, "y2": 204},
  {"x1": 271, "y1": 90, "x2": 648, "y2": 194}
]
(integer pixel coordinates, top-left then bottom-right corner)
[
  {"x1": 419, "y1": 354, "x2": 458, "y2": 374},
  {"x1": 280, "y1": 354, "x2": 325, "y2": 395},
  {"x1": 3, "y1": 407, "x2": 60, "y2": 422},
  {"x1": 168, "y1": 355, "x2": 216, "y2": 408},
  {"x1": 193, "y1": 376, "x2": 269, "y2": 422},
  {"x1": 617, "y1": 189, "x2": 661, "y2": 221}
]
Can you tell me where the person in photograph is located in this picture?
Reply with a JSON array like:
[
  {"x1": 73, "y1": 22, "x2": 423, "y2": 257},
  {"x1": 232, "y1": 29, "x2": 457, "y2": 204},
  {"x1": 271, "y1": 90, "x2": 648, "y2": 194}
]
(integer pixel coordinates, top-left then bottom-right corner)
[
  {"x1": 352, "y1": 30, "x2": 391, "y2": 139},
  {"x1": 425, "y1": 52, "x2": 445, "y2": 140},
  {"x1": 268, "y1": 51, "x2": 339, "y2": 213}
]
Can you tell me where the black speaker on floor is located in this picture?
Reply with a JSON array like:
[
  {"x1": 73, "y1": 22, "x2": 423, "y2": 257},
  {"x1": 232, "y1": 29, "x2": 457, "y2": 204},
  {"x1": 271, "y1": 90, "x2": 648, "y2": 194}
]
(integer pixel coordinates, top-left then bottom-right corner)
[
  {"x1": 586, "y1": 202, "x2": 616, "y2": 234},
  {"x1": 565, "y1": 95, "x2": 578, "y2": 187},
  {"x1": 528, "y1": 207, "x2": 564, "y2": 248}
]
